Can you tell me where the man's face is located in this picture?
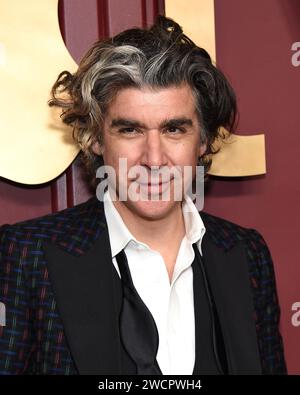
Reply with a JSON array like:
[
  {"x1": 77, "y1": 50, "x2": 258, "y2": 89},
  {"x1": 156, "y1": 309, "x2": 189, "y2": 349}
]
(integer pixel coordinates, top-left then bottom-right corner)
[{"x1": 92, "y1": 83, "x2": 206, "y2": 220}]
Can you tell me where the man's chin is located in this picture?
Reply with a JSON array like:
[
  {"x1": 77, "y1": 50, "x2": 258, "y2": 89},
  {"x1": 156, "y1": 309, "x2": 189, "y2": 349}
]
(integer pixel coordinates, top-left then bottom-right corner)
[{"x1": 125, "y1": 198, "x2": 181, "y2": 220}]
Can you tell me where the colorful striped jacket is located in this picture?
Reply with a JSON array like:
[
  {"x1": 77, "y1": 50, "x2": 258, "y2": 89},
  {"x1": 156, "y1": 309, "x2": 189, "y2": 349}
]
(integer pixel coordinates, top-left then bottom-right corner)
[{"x1": 0, "y1": 196, "x2": 287, "y2": 374}]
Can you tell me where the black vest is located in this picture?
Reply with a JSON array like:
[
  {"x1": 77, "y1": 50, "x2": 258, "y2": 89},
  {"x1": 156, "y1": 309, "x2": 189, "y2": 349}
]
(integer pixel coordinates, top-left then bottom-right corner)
[{"x1": 112, "y1": 247, "x2": 228, "y2": 375}]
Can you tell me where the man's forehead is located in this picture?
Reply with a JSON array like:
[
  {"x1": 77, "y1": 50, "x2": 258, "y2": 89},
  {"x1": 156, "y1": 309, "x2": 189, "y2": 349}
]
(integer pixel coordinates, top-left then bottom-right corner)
[
  {"x1": 108, "y1": 83, "x2": 195, "y2": 106},
  {"x1": 105, "y1": 84, "x2": 197, "y2": 121}
]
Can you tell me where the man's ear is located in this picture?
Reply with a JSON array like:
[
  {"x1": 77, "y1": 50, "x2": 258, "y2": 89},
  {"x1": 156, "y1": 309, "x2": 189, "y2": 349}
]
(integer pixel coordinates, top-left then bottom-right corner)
[
  {"x1": 198, "y1": 142, "x2": 207, "y2": 157},
  {"x1": 91, "y1": 140, "x2": 103, "y2": 156}
]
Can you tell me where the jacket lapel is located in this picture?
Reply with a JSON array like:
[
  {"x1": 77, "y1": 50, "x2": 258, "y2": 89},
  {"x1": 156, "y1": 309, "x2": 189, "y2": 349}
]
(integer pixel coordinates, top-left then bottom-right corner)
[
  {"x1": 199, "y1": 233, "x2": 262, "y2": 374},
  {"x1": 43, "y1": 197, "x2": 123, "y2": 375}
]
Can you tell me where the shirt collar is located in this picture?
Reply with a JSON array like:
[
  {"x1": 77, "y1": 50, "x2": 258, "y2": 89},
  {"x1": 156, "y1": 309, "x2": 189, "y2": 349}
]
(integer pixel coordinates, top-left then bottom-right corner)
[
  {"x1": 103, "y1": 189, "x2": 206, "y2": 258},
  {"x1": 103, "y1": 189, "x2": 135, "y2": 257},
  {"x1": 182, "y1": 193, "x2": 206, "y2": 251}
]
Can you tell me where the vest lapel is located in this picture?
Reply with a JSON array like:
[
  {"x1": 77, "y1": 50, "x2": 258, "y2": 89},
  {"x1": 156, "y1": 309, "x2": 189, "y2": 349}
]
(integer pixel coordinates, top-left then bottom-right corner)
[
  {"x1": 197, "y1": 234, "x2": 262, "y2": 374},
  {"x1": 192, "y1": 244, "x2": 223, "y2": 375},
  {"x1": 43, "y1": 226, "x2": 122, "y2": 375}
]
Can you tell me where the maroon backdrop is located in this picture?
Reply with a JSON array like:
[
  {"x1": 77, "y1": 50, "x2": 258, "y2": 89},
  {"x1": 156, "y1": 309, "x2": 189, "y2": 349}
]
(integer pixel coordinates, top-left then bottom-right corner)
[
  {"x1": 0, "y1": 0, "x2": 298, "y2": 373},
  {"x1": 207, "y1": 0, "x2": 300, "y2": 374}
]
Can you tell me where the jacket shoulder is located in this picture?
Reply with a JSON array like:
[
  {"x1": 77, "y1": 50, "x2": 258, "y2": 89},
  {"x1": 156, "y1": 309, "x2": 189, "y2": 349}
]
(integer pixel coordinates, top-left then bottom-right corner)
[
  {"x1": 200, "y1": 211, "x2": 265, "y2": 251},
  {"x1": 0, "y1": 196, "x2": 100, "y2": 245}
]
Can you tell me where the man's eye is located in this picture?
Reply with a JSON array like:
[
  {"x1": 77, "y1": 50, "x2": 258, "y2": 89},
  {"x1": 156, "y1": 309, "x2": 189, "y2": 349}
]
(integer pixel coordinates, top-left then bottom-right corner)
[
  {"x1": 166, "y1": 127, "x2": 184, "y2": 134},
  {"x1": 119, "y1": 127, "x2": 137, "y2": 134}
]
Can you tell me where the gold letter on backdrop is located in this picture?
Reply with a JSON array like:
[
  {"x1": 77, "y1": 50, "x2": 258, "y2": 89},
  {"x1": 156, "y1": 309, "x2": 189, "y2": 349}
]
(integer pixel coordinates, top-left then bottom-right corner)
[
  {"x1": 0, "y1": 0, "x2": 78, "y2": 184},
  {"x1": 165, "y1": 0, "x2": 266, "y2": 177}
]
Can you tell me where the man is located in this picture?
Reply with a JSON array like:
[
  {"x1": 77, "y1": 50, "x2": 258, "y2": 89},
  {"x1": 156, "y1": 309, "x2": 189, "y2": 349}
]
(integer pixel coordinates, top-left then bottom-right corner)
[{"x1": 0, "y1": 16, "x2": 286, "y2": 375}]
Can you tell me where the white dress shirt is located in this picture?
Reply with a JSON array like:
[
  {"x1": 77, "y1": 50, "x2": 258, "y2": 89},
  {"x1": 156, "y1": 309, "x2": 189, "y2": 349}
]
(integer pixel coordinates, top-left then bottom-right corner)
[{"x1": 103, "y1": 189, "x2": 206, "y2": 375}]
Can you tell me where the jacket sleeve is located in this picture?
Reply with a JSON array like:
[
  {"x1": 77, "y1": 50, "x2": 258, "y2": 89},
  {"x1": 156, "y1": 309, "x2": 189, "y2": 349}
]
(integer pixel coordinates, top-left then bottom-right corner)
[
  {"x1": 249, "y1": 229, "x2": 287, "y2": 375},
  {"x1": 0, "y1": 225, "x2": 34, "y2": 374}
]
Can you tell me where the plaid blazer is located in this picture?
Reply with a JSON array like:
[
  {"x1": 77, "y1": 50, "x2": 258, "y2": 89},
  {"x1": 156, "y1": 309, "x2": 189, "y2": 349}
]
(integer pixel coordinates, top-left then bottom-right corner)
[{"x1": 0, "y1": 196, "x2": 287, "y2": 375}]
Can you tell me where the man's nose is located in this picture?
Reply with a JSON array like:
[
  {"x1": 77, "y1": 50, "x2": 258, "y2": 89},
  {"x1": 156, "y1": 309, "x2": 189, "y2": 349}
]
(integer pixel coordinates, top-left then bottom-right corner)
[{"x1": 141, "y1": 129, "x2": 168, "y2": 167}]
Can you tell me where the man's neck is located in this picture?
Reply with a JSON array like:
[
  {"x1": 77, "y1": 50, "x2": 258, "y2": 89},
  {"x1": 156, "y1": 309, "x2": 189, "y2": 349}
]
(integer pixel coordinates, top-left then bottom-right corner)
[{"x1": 112, "y1": 199, "x2": 186, "y2": 254}]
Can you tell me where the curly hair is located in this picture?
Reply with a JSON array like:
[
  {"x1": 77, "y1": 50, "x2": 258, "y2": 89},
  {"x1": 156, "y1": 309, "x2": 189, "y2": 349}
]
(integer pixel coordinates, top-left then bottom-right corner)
[{"x1": 49, "y1": 15, "x2": 237, "y2": 189}]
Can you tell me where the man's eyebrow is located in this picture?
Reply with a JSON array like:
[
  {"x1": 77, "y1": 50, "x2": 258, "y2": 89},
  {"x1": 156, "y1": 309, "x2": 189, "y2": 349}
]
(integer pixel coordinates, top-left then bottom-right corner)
[
  {"x1": 160, "y1": 117, "x2": 193, "y2": 128},
  {"x1": 110, "y1": 117, "x2": 193, "y2": 129},
  {"x1": 110, "y1": 118, "x2": 146, "y2": 128}
]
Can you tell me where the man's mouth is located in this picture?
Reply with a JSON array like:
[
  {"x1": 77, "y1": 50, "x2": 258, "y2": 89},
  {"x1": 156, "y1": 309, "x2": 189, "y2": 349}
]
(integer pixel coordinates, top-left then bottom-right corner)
[{"x1": 137, "y1": 177, "x2": 174, "y2": 186}]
